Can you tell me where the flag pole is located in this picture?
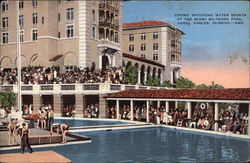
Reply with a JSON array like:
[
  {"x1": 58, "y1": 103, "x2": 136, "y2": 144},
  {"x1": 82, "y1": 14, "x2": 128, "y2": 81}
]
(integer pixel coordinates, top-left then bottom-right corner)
[{"x1": 16, "y1": 1, "x2": 22, "y2": 113}]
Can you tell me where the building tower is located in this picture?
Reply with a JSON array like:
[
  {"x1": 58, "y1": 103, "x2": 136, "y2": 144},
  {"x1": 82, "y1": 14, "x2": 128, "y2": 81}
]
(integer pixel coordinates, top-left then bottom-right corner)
[{"x1": 0, "y1": 0, "x2": 123, "y2": 72}]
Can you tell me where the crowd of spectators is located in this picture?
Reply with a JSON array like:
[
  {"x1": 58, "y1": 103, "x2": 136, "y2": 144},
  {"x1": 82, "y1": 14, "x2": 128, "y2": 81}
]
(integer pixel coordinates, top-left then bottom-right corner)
[
  {"x1": 63, "y1": 105, "x2": 76, "y2": 117},
  {"x1": 108, "y1": 103, "x2": 249, "y2": 135},
  {"x1": 83, "y1": 104, "x2": 99, "y2": 118},
  {"x1": 0, "y1": 65, "x2": 125, "y2": 85}
]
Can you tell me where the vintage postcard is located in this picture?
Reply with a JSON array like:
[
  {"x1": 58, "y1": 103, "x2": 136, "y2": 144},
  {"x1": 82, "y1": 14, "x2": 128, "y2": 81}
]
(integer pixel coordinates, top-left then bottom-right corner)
[{"x1": 0, "y1": 0, "x2": 249, "y2": 162}]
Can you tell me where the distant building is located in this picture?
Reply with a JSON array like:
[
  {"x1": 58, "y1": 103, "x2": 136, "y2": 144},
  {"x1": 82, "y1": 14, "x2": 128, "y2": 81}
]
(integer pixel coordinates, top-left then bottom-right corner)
[
  {"x1": 122, "y1": 20, "x2": 184, "y2": 84},
  {"x1": 0, "y1": 0, "x2": 122, "y2": 72}
]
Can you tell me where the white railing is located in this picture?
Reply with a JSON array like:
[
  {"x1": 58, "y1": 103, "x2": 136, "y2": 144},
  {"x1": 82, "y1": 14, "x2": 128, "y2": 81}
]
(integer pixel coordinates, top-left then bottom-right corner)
[
  {"x1": 97, "y1": 39, "x2": 121, "y2": 50},
  {"x1": 0, "y1": 83, "x2": 168, "y2": 94}
]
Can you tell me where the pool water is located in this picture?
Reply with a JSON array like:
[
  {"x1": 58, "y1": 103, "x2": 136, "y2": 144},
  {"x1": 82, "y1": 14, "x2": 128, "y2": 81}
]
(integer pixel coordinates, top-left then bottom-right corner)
[
  {"x1": 54, "y1": 118, "x2": 133, "y2": 127},
  {"x1": 2, "y1": 127, "x2": 249, "y2": 162}
]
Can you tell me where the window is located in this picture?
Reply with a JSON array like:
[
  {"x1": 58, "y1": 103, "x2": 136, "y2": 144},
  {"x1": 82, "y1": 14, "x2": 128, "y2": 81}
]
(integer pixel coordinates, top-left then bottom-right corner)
[
  {"x1": 19, "y1": 0, "x2": 24, "y2": 9},
  {"x1": 153, "y1": 53, "x2": 158, "y2": 61},
  {"x1": 20, "y1": 30, "x2": 24, "y2": 42},
  {"x1": 32, "y1": 29, "x2": 38, "y2": 41},
  {"x1": 2, "y1": 32, "x2": 8, "y2": 44},
  {"x1": 141, "y1": 33, "x2": 146, "y2": 40},
  {"x1": 32, "y1": 13, "x2": 37, "y2": 24},
  {"x1": 2, "y1": 17, "x2": 8, "y2": 28},
  {"x1": 92, "y1": 26, "x2": 96, "y2": 39},
  {"x1": 66, "y1": 8, "x2": 74, "y2": 20},
  {"x1": 92, "y1": 10, "x2": 95, "y2": 21},
  {"x1": 129, "y1": 34, "x2": 134, "y2": 41},
  {"x1": 58, "y1": 0, "x2": 61, "y2": 4},
  {"x1": 67, "y1": 0, "x2": 73, "y2": 1},
  {"x1": 141, "y1": 54, "x2": 145, "y2": 58},
  {"x1": 58, "y1": 13, "x2": 60, "y2": 22},
  {"x1": 66, "y1": 25, "x2": 74, "y2": 38},
  {"x1": 41, "y1": 17, "x2": 44, "y2": 24},
  {"x1": 1, "y1": 0, "x2": 8, "y2": 12},
  {"x1": 32, "y1": 0, "x2": 37, "y2": 8},
  {"x1": 19, "y1": 15, "x2": 24, "y2": 26},
  {"x1": 65, "y1": 66, "x2": 76, "y2": 72},
  {"x1": 141, "y1": 44, "x2": 146, "y2": 51},
  {"x1": 58, "y1": 32, "x2": 61, "y2": 38},
  {"x1": 153, "y1": 43, "x2": 158, "y2": 51},
  {"x1": 153, "y1": 32, "x2": 158, "y2": 39},
  {"x1": 129, "y1": 45, "x2": 134, "y2": 52}
]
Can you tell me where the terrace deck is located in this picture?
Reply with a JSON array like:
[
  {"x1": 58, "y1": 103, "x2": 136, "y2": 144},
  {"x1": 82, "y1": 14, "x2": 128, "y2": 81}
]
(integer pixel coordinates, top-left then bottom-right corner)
[{"x1": 0, "y1": 150, "x2": 71, "y2": 162}]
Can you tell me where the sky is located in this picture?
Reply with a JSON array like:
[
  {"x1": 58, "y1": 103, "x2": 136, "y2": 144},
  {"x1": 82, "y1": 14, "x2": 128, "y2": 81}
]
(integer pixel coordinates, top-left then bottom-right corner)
[{"x1": 123, "y1": 1, "x2": 249, "y2": 88}]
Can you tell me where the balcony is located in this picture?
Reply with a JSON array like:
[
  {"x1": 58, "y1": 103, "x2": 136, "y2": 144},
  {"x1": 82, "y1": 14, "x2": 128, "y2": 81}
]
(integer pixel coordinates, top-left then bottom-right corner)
[
  {"x1": 97, "y1": 39, "x2": 120, "y2": 51},
  {"x1": 99, "y1": 3, "x2": 119, "y2": 14},
  {"x1": 0, "y1": 83, "x2": 168, "y2": 94},
  {"x1": 99, "y1": 21, "x2": 119, "y2": 31}
]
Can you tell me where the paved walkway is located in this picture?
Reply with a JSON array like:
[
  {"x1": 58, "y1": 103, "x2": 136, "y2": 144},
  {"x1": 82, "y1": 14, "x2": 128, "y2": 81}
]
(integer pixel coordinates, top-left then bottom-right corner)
[{"x1": 0, "y1": 150, "x2": 71, "y2": 162}]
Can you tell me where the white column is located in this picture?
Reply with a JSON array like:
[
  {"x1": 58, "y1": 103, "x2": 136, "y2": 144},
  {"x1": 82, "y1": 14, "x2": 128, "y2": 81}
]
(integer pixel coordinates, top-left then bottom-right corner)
[
  {"x1": 99, "y1": 55, "x2": 102, "y2": 69},
  {"x1": 116, "y1": 100, "x2": 119, "y2": 119},
  {"x1": 187, "y1": 101, "x2": 192, "y2": 119},
  {"x1": 175, "y1": 101, "x2": 178, "y2": 108},
  {"x1": 165, "y1": 101, "x2": 169, "y2": 125},
  {"x1": 112, "y1": 55, "x2": 116, "y2": 67},
  {"x1": 130, "y1": 100, "x2": 134, "y2": 121},
  {"x1": 137, "y1": 70, "x2": 141, "y2": 84},
  {"x1": 157, "y1": 101, "x2": 160, "y2": 108},
  {"x1": 144, "y1": 72, "x2": 147, "y2": 84},
  {"x1": 160, "y1": 74, "x2": 163, "y2": 84},
  {"x1": 214, "y1": 103, "x2": 219, "y2": 132},
  {"x1": 248, "y1": 103, "x2": 250, "y2": 137},
  {"x1": 146, "y1": 100, "x2": 149, "y2": 123}
]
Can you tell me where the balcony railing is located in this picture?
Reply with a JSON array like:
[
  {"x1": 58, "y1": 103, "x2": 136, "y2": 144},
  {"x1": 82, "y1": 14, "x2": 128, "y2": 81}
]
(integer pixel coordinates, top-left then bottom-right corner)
[
  {"x1": 61, "y1": 85, "x2": 75, "y2": 91},
  {"x1": 99, "y1": 21, "x2": 118, "y2": 31},
  {"x1": 98, "y1": 39, "x2": 120, "y2": 50},
  {"x1": 41, "y1": 85, "x2": 54, "y2": 91},
  {"x1": 0, "y1": 83, "x2": 168, "y2": 93},
  {"x1": 139, "y1": 86, "x2": 147, "y2": 89},
  {"x1": 125, "y1": 86, "x2": 135, "y2": 90},
  {"x1": 83, "y1": 84, "x2": 99, "y2": 90},
  {"x1": 0, "y1": 85, "x2": 13, "y2": 92},
  {"x1": 110, "y1": 84, "x2": 121, "y2": 91},
  {"x1": 99, "y1": 3, "x2": 119, "y2": 13},
  {"x1": 21, "y1": 86, "x2": 33, "y2": 91}
]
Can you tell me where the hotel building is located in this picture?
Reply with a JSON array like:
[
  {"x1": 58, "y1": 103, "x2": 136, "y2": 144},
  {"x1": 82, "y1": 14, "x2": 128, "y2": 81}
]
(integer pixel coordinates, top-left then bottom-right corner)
[
  {"x1": 122, "y1": 20, "x2": 184, "y2": 84},
  {"x1": 0, "y1": 0, "x2": 122, "y2": 72}
]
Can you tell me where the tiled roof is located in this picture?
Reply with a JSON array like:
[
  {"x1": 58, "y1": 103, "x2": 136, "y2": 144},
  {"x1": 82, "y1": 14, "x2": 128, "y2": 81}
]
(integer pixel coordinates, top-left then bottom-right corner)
[
  {"x1": 105, "y1": 88, "x2": 250, "y2": 101},
  {"x1": 123, "y1": 53, "x2": 164, "y2": 67},
  {"x1": 49, "y1": 54, "x2": 63, "y2": 62},
  {"x1": 123, "y1": 20, "x2": 169, "y2": 29}
]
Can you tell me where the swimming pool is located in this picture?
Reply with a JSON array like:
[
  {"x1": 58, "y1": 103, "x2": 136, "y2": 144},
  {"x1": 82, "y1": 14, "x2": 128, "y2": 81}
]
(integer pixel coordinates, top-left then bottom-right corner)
[
  {"x1": 2, "y1": 127, "x2": 249, "y2": 162},
  {"x1": 54, "y1": 118, "x2": 133, "y2": 127}
]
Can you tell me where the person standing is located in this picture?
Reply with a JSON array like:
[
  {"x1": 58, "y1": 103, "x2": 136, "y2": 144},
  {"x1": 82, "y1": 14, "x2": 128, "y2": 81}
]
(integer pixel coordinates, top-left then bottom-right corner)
[
  {"x1": 7, "y1": 119, "x2": 16, "y2": 146},
  {"x1": 20, "y1": 123, "x2": 33, "y2": 154},
  {"x1": 48, "y1": 109, "x2": 54, "y2": 134},
  {"x1": 40, "y1": 111, "x2": 47, "y2": 129}
]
